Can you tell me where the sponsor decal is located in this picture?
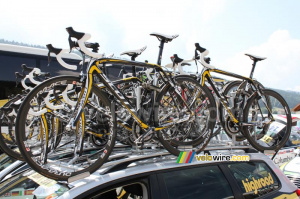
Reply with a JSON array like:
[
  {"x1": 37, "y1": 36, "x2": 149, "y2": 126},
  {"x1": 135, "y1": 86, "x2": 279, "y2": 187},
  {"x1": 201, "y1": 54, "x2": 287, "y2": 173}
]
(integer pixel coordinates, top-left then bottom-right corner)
[
  {"x1": 24, "y1": 189, "x2": 34, "y2": 195},
  {"x1": 11, "y1": 190, "x2": 22, "y2": 196},
  {"x1": 242, "y1": 173, "x2": 274, "y2": 194},
  {"x1": 177, "y1": 152, "x2": 250, "y2": 163},
  {"x1": 196, "y1": 153, "x2": 250, "y2": 162},
  {"x1": 177, "y1": 151, "x2": 195, "y2": 163}
]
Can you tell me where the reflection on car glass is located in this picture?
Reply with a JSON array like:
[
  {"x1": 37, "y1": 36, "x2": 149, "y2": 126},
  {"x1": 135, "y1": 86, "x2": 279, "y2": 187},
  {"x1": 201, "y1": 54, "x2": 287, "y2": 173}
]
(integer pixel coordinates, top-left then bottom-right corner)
[
  {"x1": 162, "y1": 165, "x2": 234, "y2": 199},
  {"x1": 0, "y1": 169, "x2": 69, "y2": 199},
  {"x1": 0, "y1": 154, "x2": 15, "y2": 172},
  {"x1": 93, "y1": 183, "x2": 145, "y2": 199}
]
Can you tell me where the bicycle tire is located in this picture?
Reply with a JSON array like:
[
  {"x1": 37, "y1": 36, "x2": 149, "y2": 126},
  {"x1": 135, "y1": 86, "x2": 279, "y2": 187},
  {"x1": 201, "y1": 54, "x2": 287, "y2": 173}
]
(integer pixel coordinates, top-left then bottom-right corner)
[
  {"x1": 0, "y1": 96, "x2": 24, "y2": 160},
  {"x1": 242, "y1": 89, "x2": 291, "y2": 151},
  {"x1": 156, "y1": 76, "x2": 216, "y2": 155},
  {"x1": 220, "y1": 80, "x2": 267, "y2": 142},
  {"x1": 15, "y1": 75, "x2": 116, "y2": 181}
]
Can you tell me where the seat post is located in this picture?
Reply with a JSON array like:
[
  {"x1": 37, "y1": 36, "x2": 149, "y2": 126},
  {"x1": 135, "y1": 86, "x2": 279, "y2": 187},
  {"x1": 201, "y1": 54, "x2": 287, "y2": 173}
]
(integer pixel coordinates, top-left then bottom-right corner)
[
  {"x1": 131, "y1": 55, "x2": 137, "y2": 77},
  {"x1": 157, "y1": 39, "x2": 165, "y2": 66},
  {"x1": 249, "y1": 59, "x2": 257, "y2": 79}
]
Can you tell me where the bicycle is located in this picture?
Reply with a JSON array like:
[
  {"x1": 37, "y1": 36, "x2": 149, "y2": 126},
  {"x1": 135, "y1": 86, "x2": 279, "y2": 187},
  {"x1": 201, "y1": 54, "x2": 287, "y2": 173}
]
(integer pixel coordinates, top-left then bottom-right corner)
[
  {"x1": 15, "y1": 27, "x2": 216, "y2": 181},
  {"x1": 194, "y1": 43, "x2": 291, "y2": 152},
  {"x1": 0, "y1": 64, "x2": 50, "y2": 160}
]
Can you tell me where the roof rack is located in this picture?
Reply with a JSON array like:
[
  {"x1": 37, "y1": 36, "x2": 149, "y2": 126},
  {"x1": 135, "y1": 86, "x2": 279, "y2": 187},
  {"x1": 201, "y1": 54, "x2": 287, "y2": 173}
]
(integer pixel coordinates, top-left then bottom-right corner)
[
  {"x1": 203, "y1": 145, "x2": 257, "y2": 155},
  {"x1": 67, "y1": 136, "x2": 297, "y2": 183},
  {"x1": 101, "y1": 151, "x2": 170, "y2": 175}
]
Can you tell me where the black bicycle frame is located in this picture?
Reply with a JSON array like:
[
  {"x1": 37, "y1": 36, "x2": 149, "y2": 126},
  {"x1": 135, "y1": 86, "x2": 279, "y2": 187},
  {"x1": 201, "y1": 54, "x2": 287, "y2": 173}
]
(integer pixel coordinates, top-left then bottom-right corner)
[
  {"x1": 71, "y1": 58, "x2": 194, "y2": 132},
  {"x1": 200, "y1": 67, "x2": 273, "y2": 124}
]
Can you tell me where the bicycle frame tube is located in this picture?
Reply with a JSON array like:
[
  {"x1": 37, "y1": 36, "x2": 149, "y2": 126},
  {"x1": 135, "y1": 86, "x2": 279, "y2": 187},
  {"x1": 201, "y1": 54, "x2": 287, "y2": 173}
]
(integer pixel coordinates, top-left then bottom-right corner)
[
  {"x1": 72, "y1": 58, "x2": 196, "y2": 132},
  {"x1": 200, "y1": 68, "x2": 255, "y2": 124},
  {"x1": 201, "y1": 67, "x2": 276, "y2": 124}
]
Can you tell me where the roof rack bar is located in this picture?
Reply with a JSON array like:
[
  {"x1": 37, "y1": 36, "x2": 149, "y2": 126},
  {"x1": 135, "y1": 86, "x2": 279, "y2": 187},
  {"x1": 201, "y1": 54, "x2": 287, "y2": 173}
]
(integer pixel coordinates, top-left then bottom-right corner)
[{"x1": 100, "y1": 151, "x2": 170, "y2": 175}]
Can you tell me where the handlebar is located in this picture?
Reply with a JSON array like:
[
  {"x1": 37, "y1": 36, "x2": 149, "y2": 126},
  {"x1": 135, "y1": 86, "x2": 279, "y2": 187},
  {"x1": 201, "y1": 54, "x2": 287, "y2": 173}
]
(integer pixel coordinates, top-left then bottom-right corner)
[
  {"x1": 66, "y1": 27, "x2": 104, "y2": 59},
  {"x1": 46, "y1": 44, "x2": 77, "y2": 70},
  {"x1": 194, "y1": 43, "x2": 215, "y2": 69},
  {"x1": 68, "y1": 38, "x2": 100, "y2": 53},
  {"x1": 15, "y1": 67, "x2": 43, "y2": 90},
  {"x1": 165, "y1": 54, "x2": 195, "y2": 75}
]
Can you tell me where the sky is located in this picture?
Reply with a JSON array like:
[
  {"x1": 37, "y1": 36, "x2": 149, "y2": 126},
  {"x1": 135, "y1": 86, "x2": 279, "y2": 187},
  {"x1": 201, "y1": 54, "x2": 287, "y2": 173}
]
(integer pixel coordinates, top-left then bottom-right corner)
[{"x1": 1, "y1": 0, "x2": 300, "y2": 91}]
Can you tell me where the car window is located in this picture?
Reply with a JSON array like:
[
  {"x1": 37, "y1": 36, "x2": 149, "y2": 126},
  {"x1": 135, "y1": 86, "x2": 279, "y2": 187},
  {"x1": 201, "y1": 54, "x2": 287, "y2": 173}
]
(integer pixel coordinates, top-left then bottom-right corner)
[
  {"x1": 227, "y1": 162, "x2": 280, "y2": 199},
  {"x1": 0, "y1": 153, "x2": 16, "y2": 173},
  {"x1": 90, "y1": 182, "x2": 147, "y2": 199},
  {"x1": 0, "y1": 170, "x2": 69, "y2": 199},
  {"x1": 161, "y1": 165, "x2": 234, "y2": 199}
]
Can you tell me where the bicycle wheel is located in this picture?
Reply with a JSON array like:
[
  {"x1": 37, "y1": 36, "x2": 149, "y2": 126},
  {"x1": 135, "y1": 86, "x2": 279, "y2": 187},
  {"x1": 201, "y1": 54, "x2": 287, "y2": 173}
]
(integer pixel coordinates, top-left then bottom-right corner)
[
  {"x1": 0, "y1": 96, "x2": 24, "y2": 160},
  {"x1": 16, "y1": 75, "x2": 116, "y2": 181},
  {"x1": 220, "y1": 80, "x2": 266, "y2": 142},
  {"x1": 242, "y1": 89, "x2": 291, "y2": 151},
  {"x1": 156, "y1": 76, "x2": 216, "y2": 155}
]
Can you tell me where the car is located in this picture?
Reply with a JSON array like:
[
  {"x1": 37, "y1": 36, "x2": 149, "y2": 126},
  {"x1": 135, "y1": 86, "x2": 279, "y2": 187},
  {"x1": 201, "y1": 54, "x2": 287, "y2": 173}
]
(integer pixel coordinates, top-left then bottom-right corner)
[
  {"x1": 57, "y1": 147, "x2": 299, "y2": 199},
  {"x1": 0, "y1": 147, "x2": 299, "y2": 199},
  {"x1": 281, "y1": 156, "x2": 300, "y2": 189}
]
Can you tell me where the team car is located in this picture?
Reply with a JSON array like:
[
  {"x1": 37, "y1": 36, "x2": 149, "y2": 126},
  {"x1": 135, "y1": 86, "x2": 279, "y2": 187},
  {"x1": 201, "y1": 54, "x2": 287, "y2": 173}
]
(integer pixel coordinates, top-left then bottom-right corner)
[{"x1": 0, "y1": 146, "x2": 299, "y2": 199}]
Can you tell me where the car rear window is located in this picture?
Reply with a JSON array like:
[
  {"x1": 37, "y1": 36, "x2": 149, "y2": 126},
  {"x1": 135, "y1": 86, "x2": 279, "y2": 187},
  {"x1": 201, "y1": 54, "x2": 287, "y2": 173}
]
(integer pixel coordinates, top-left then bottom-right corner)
[
  {"x1": 161, "y1": 165, "x2": 234, "y2": 199},
  {"x1": 227, "y1": 162, "x2": 280, "y2": 199}
]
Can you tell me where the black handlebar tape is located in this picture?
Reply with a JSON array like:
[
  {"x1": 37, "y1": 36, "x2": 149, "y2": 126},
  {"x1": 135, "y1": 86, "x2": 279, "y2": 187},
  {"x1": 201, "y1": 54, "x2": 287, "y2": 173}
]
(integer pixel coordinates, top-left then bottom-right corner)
[
  {"x1": 21, "y1": 64, "x2": 34, "y2": 72},
  {"x1": 66, "y1": 27, "x2": 85, "y2": 40},
  {"x1": 15, "y1": 72, "x2": 24, "y2": 79},
  {"x1": 195, "y1": 43, "x2": 206, "y2": 53},
  {"x1": 181, "y1": 63, "x2": 191, "y2": 66}
]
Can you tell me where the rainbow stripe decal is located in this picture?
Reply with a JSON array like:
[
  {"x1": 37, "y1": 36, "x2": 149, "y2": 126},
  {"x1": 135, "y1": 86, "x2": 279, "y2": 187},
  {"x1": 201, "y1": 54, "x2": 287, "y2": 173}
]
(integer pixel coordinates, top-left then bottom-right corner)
[{"x1": 177, "y1": 151, "x2": 195, "y2": 163}]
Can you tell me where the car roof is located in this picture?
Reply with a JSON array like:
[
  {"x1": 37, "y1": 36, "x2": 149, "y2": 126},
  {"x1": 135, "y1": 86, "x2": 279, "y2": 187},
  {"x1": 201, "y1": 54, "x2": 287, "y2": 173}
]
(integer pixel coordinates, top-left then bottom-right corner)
[{"x1": 58, "y1": 147, "x2": 292, "y2": 199}]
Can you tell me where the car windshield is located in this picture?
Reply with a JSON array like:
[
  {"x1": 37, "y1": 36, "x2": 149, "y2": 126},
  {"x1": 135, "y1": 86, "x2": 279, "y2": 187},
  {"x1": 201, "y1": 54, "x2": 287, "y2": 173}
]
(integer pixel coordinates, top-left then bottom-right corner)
[
  {"x1": 0, "y1": 169, "x2": 69, "y2": 199},
  {"x1": 0, "y1": 153, "x2": 16, "y2": 173}
]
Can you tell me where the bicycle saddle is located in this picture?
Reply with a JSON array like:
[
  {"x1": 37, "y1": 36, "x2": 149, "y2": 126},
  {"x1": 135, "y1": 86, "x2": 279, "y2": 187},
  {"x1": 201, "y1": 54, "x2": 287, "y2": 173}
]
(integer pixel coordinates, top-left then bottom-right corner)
[
  {"x1": 245, "y1": 53, "x2": 266, "y2": 61},
  {"x1": 150, "y1": 32, "x2": 179, "y2": 43},
  {"x1": 120, "y1": 46, "x2": 147, "y2": 60}
]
